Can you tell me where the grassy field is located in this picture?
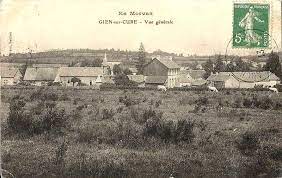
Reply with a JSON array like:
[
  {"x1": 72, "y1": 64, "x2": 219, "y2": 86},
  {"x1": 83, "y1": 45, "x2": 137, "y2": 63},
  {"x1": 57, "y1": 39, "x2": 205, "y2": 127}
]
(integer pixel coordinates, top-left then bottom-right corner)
[{"x1": 1, "y1": 87, "x2": 281, "y2": 177}]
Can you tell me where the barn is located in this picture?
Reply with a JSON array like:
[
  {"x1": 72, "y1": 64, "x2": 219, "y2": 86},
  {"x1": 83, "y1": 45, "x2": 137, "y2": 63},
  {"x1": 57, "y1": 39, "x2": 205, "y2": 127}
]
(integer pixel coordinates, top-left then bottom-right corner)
[
  {"x1": 207, "y1": 71, "x2": 280, "y2": 89},
  {"x1": 0, "y1": 67, "x2": 22, "y2": 85},
  {"x1": 23, "y1": 67, "x2": 58, "y2": 86},
  {"x1": 55, "y1": 67, "x2": 104, "y2": 86},
  {"x1": 143, "y1": 57, "x2": 180, "y2": 88}
]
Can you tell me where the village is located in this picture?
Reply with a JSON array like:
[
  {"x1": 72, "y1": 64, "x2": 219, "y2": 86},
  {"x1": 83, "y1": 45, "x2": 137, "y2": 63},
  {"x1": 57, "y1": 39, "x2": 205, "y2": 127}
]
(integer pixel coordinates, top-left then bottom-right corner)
[{"x1": 0, "y1": 48, "x2": 281, "y2": 92}]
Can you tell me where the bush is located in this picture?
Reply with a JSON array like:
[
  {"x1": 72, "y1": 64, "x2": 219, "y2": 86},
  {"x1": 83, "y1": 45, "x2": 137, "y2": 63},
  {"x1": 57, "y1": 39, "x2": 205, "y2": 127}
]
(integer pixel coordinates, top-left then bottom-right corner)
[
  {"x1": 77, "y1": 126, "x2": 94, "y2": 143},
  {"x1": 173, "y1": 120, "x2": 195, "y2": 143},
  {"x1": 30, "y1": 89, "x2": 58, "y2": 101},
  {"x1": 236, "y1": 131, "x2": 259, "y2": 156},
  {"x1": 196, "y1": 97, "x2": 209, "y2": 106},
  {"x1": 119, "y1": 96, "x2": 140, "y2": 107},
  {"x1": 7, "y1": 97, "x2": 68, "y2": 136},
  {"x1": 101, "y1": 108, "x2": 115, "y2": 120}
]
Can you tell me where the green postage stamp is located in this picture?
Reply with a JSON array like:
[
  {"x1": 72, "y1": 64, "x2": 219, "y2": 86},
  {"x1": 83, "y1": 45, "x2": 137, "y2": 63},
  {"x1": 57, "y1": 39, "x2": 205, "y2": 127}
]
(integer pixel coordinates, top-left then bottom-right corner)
[{"x1": 233, "y1": 3, "x2": 270, "y2": 48}]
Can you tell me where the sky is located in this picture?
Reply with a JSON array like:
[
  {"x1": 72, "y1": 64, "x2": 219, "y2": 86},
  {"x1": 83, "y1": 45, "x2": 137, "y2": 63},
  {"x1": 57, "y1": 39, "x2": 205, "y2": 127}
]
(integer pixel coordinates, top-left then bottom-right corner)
[{"x1": 0, "y1": 0, "x2": 281, "y2": 55}]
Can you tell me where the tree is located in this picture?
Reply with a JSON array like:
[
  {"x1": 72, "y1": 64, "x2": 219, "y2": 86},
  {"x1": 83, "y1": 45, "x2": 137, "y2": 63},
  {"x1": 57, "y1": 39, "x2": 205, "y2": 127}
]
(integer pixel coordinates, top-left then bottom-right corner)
[
  {"x1": 137, "y1": 43, "x2": 146, "y2": 74},
  {"x1": 202, "y1": 59, "x2": 214, "y2": 79},
  {"x1": 113, "y1": 64, "x2": 123, "y2": 75},
  {"x1": 234, "y1": 57, "x2": 250, "y2": 71},
  {"x1": 214, "y1": 55, "x2": 225, "y2": 72},
  {"x1": 92, "y1": 58, "x2": 102, "y2": 67},
  {"x1": 123, "y1": 68, "x2": 132, "y2": 75},
  {"x1": 114, "y1": 74, "x2": 137, "y2": 86},
  {"x1": 264, "y1": 52, "x2": 282, "y2": 80},
  {"x1": 190, "y1": 61, "x2": 199, "y2": 70},
  {"x1": 71, "y1": 77, "x2": 81, "y2": 86}
]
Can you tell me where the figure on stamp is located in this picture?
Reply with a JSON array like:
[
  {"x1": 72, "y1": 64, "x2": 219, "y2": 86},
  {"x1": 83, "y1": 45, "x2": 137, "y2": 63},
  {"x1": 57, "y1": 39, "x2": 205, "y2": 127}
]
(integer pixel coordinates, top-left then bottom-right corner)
[{"x1": 239, "y1": 6, "x2": 265, "y2": 46}]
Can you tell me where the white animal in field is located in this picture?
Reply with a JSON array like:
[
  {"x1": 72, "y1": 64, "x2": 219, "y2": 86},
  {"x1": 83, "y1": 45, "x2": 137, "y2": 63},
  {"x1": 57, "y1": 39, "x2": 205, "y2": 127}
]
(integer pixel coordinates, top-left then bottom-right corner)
[
  {"x1": 269, "y1": 87, "x2": 279, "y2": 93},
  {"x1": 157, "y1": 85, "x2": 167, "y2": 91},
  {"x1": 208, "y1": 86, "x2": 218, "y2": 92}
]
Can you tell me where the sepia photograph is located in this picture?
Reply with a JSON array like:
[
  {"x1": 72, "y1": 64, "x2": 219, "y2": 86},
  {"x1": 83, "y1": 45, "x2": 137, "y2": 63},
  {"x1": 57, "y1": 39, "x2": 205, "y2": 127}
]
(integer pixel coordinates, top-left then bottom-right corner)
[{"x1": 0, "y1": 0, "x2": 282, "y2": 177}]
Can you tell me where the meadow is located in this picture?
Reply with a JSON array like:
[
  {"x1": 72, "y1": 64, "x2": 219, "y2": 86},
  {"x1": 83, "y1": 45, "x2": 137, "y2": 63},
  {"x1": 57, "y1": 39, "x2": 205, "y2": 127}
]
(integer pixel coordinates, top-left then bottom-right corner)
[{"x1": 1, "y1": 87, "x2": 281, "y2": 177}]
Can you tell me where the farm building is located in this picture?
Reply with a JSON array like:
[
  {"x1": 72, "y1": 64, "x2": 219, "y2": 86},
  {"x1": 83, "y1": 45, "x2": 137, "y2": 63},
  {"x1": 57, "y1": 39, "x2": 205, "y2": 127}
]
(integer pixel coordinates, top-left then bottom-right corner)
[
  {"x1": 207, "y1": 71, "x2": 280, "y2": 88},
  {"x1": 32, "y1": 63, "x2": 68, "y2": 68},
  {"x1": 23, "y1": 67, "x2": 58, "y2": 86},
  {"x1": 128, "y1": 67, "x2": 138, "y2": 75},
  {"x1": 0, "y1": 67, "x2": 22, "y2": 85},
  {"x1": 145, "y1": 76, "x2": 167, "y2": 88},
  {"x1": 102, "y1": 75, "x2": 115, "y2": 84},
  {"x1": 54, "y1": 67, "x2": 104, "y2": 86},
  {"x1": 207, "y1": 74, "x2": 240, "y2": 89},
  {"x1": 127, "y1": 75, "x2": 145, "y2": 87},
  {"x1": 178, "y1": 70, "x2": 194, "y2": 87},
  {"x1": 143, "y1": 57, "x2": 180, "y2": 88},
  {"x1": 188, "y1": 70, "x2": 206, "y2": 80},
  {"x1": 191, "y1": 79, "x2": 207, "y2": 87}
]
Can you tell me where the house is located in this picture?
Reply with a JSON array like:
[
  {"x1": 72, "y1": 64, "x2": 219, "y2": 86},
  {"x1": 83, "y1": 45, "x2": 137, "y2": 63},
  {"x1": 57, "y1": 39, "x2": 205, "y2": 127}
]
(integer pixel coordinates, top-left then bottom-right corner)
[
  {"x1": 143, "y1": 57, "x2": 180, "y2": 88},
  {"x1": 54, "y1": 67, "x2": 104, "y2": 86},
  {"x1": 102, "y1": 53, "x2": 121, "y2": 75},
  {"x1": 188, "y1": 70, "x2": 206, "y2": 80},
  {"x1": 127, "y1": 75, "x2": 145, "y2": 87},
  {"x1": 102, "y1": 75, "x2": 115, "y2": 84},
  {"x1": 32, "y1": 63, "x2": 68, "y2": 68},
  {"x1": 207, "y1": 74, "x2": 240, "y2": 89},
  {"x1": 128, "y1": 67, "x2": 138, "y2": 75},
  {"x1": 191, "y1": 79, "x2": 207, "y2": 87},
  {"x1": 23, "y1": 67, "x2": 58, "y2": 86},
  {"x1": 178, "y1": 70, "x2": 194, "y2": 87},
  {"x1": 207, "y1": 71, "x2": 280, "y2": 88},
  {"x1": 145, "y1": 76, "x2": 167, "y2": 88},
  {"x1": 0, "y1": 67, "x2": 22, "y2": 85}
]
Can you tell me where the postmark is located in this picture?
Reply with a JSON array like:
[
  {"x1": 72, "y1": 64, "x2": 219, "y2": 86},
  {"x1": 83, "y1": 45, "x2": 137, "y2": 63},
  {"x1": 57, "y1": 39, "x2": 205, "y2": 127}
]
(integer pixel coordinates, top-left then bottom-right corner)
[
  {"x1": 225, "y1": 30, "x2": 280, "y2": 82},
  {"x1": 233, "y1": 3, "x2": 270, "y2": 48}
]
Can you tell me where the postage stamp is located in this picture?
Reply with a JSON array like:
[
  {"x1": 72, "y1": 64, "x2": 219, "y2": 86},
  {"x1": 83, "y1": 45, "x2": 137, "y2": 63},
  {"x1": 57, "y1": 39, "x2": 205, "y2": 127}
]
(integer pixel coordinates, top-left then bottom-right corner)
[{"x1": 233, "y1": 3, "x2": 270, "y2": 48}]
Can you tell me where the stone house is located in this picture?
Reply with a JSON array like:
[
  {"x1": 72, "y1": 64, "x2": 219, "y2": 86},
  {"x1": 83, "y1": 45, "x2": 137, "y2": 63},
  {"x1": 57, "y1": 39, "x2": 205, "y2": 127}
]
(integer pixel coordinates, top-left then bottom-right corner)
[
  {"x1": 0, "y1": 67, "x2": 22, "y2": 85},
  {"x1": 143, "y1": 57, "x2": 180, "y2": 88},
  {"x1": 23, "y1": 67, "x2": 58, "y2": 86},
  {"x1": 54, "y1": 67, "x2": 104, "y2": 86}
]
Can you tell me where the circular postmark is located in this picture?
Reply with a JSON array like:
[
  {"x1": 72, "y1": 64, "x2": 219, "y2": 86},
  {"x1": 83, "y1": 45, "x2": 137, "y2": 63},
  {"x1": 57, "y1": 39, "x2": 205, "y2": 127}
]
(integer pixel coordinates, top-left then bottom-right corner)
[{"x1": 224, "y1": 29, "x2": 280, "y2": 83}]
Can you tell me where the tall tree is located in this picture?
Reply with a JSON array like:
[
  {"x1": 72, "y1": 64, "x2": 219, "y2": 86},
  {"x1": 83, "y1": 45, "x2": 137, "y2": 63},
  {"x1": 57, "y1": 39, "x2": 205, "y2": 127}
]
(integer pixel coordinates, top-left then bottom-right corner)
[
  {"x1": 202, "y1": 59, "x2": 214, "y2": 79},
  {"x1": 234, "y1": 57, "x2": 250, "y2": 71},
  {"x1": 137, "y1": 43, "x2": 146, "y2": 74},
  {"x1": 113, "y1": 64, "x2": 123, "y2": 75},
  {"x1": 264, "y1": 52, "x2": 282, "y2": 80},
  {"x1": 214, "y1": 55, "x2": 225, "y2": 72}
]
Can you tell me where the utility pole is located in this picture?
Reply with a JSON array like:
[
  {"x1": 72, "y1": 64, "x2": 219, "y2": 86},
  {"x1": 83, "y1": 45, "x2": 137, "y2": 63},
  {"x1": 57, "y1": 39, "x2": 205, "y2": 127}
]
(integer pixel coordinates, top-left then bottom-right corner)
[{"x1": 9, "y1": 32, "x2": 13, "y2": 56}]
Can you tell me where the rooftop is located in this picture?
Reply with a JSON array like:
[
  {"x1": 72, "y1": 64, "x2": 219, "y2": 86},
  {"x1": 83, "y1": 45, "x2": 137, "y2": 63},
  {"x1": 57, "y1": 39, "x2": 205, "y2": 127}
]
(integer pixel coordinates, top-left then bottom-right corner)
[
  {"x1": 145, "y1": 76, "x2": 167, "y2": 84},
  {"x1": 24, "y1": 67, "x2": 58, "y2": 81},
  {"x1": 57, "y1": 67, "x2": 104, "y2": 77}
]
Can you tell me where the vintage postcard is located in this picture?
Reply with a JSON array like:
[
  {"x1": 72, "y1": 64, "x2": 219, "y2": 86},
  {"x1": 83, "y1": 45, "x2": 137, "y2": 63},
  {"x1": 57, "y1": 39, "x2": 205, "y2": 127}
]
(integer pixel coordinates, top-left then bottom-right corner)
[{"x1": 0, "y1": 0, "x2": 281, "y2": 177}]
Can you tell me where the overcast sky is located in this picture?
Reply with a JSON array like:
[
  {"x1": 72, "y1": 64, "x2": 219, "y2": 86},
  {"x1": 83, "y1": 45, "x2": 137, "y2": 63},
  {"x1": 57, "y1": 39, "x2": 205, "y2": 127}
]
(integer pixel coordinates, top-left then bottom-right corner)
[{"x1": 0, "y1": 0, "x2": 281, "y2": 55}]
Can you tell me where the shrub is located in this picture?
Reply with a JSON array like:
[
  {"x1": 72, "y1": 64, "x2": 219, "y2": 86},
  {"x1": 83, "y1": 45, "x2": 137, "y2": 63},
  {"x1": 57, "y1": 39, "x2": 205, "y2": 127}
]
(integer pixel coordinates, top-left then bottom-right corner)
[
  {"x1": 30, "y1": 89, "x2": 58, "y2": 101},
  {"x1": 155, "y1": 100, "x2": 162, "y2": 108},
  {"x1": 119, "y1": 96, "x2": 140, "y2": 107},
  {"x1": 236, "y1": 131, "x2": 259, "y2": 156},
  {"x1": 101, "y1": 108, "x2": 115, "y2": 120},
  {"x1": 7, "y1": 97, "x2": 68, "y2": 136},
  {"x1": 143, "y1": 109, "x2": 162, "y2": 137},
  {"x1": 173, "y1": 120, "x2": 195, "y2": 143},
  {"x1": 234, "y1": 97, "x2": 243, "y2": 108},
  {"x1": 259, "y1": 97, "x2": 273, "y2": 110},
  {"x1": 196, "y1": 96, "x2": 209, "y2": 106},
  {"x1": 77, "y1": 126, "x2": 94, "y2": 143},
  {"x1": 243, "y1": 98, "x2": 253, "y2": 108},
  {"x1": 59, "y1": 93, "x2": 70, "y2": 101}
]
